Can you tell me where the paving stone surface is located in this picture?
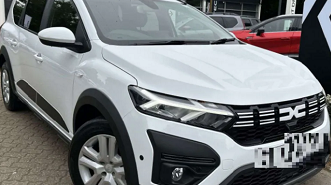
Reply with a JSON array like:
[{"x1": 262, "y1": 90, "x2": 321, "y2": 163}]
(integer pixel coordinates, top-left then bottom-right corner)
[{"x1": 0, "y1": 97, "x2": 73, "y2": 185}]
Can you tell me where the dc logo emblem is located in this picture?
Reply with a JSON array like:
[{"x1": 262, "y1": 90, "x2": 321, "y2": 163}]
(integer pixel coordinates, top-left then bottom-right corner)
[{"x1": 279, "y1": 104, "x2": 306, "y2": 122}]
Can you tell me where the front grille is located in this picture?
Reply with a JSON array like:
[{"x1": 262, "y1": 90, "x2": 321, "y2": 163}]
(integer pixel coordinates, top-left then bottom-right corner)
[
  {"x1": 223, "y1": 93, "x2": 325, "y2": 146},
  {"x1": 230, "y1": 167, "x2": 312, "y2": 185}
]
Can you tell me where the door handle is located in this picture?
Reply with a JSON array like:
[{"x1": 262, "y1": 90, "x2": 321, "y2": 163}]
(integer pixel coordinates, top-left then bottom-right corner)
[
  {"x1": 10, "y1": 39, "x2": 18, "y2": 47},
  {"x1": 280, "y1": 37, "x2": 290, "y2": 40},
  {"x1": 34, "y1": 53, "x2": 43, "y2": 63}
]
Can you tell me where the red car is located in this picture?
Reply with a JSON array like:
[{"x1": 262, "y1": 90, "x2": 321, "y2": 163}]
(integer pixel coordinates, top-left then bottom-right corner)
[{"x1": 232, "y1": 15, "x2": 302, "y2": 57}]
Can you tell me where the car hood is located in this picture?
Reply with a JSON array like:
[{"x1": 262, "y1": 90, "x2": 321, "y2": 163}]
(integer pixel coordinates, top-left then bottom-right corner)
[{"x1": 102, "y1": 44, "x2": 322, "y2": 105}]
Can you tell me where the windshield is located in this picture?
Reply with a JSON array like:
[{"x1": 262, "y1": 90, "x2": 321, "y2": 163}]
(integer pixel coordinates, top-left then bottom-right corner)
[{"x1": 83, "y1": 0, "x2": 235, "y2": 45}]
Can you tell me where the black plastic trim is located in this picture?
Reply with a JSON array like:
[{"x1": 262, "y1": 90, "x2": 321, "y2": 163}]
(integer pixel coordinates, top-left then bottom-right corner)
[
  {"x1": 219, "y1": 163, "x2": 254, "y2": 185},
  {"x1": 219, "y1": 152, "x2": 329, "y2": 185},
  {"x1": 16, "y1": 80, "x2": 35, "y2": 101},
  {"x1": 73, "y1": 89, "x2": 139, "y2": 185},
  {"x1": 282, "y1": 167, "x2": 322, "y2": 185},
  {"x1": 148, "y1": 130, "x2": 220, "y2": 184},
  {"x1": 0, "y1": 47, "x2": 17, "y2": 93},
  {"x1": 17, "y1": 93, "x2": 71, "y2": 144},
  {"x1": 16, "y1": 80, "x2": 68, "y2": 132},
  {"x1": 36, "y1": 93, "x2": 67, "y2": 132}
]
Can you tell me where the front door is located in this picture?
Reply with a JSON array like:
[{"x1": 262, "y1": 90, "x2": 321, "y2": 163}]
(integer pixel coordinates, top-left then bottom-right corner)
[
  {"x1": 32, "y1": 0, "x2": 88, "y2": 134},
  {"x1": 248, "y1": 17, "x2": 296, "y2": 55}
]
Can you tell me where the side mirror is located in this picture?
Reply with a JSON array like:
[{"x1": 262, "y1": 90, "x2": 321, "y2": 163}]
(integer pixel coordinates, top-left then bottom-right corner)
[
  {"x1": 256, "y1": 28, "x2": 265, "y2": 36},
  {"x1": 38, "y1": 27, "x2": 80, "y2": 48}
]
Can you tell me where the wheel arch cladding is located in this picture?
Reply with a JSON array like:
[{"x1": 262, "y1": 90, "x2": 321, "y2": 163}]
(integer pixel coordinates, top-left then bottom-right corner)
[
  {"x1": 73, "y1": 89, "x2": 139, "y2": 185},
  {"x1": 0, "y1": 46, "x2": 17, "y2": 92}
]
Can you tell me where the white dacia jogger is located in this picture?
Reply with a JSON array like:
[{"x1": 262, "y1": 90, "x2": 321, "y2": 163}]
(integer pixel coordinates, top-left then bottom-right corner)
[{"x1": 0, "y1": 0, "x2": 330, "y2": 185}]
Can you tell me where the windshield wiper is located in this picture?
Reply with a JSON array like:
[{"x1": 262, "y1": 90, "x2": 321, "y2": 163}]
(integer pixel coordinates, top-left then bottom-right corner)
[
  {"x1": 210, "y1": 38, "x2": 236, "y2": 45},
  {"x1": 133, "y1": 40, "x2": 210, "y2": 45}
]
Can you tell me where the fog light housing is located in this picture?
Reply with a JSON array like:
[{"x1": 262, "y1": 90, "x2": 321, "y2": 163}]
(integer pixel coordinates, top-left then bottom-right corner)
[
  {"x1": 172, "y1": 168, "x2": 184, "y2": 181},
  {"x1": 148, "y1": 130, "x2": 220, "y2": 185}
]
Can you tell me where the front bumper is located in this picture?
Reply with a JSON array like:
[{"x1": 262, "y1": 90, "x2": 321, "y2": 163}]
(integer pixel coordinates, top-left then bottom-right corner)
[{"x1": 123, "y1": 108, "x2": 330, "y2": 185}]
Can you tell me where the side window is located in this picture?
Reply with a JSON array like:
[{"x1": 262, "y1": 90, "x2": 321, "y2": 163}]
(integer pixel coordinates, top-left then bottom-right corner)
[
  {"x1": 48, "y1": 0, "x2": 80, "y2": 34},
  {"x1": 293, "y1": 18, "x2": 302, "y2": 31},
  {"x1": 211, "y1": 17, "x2": 225, "y2": 27},
  {"x1": 13, "y1": 0, "x2": 28, "y2": 25},
  {"x1": 223, "y1": 17, "x2": 238, "y2": 28},
  {"x1": 243, "y1": 19, "x2": 252, "y2": 27},
  {"x1": 23, "y1": 0, "x2": 47, "y2": 33},
  {"x1": 263, "y1": 18, "x2": 295, "y2": 32}
]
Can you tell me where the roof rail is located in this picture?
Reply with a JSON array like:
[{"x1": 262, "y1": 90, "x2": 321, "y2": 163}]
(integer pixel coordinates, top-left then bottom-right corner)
[{"x1": 206, "y1": 12, "x2": 239, "y2": 16}]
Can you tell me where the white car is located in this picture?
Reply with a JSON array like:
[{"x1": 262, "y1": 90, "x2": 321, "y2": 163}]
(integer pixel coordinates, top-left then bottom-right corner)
[{"x1": 0, "y1": 0, "x2": 329, "y2": 185}]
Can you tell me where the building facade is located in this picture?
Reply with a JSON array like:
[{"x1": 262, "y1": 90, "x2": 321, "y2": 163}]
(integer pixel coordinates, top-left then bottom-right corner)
[{"x1": 187, "y1": 0, "x2": 262, "y2": 18}]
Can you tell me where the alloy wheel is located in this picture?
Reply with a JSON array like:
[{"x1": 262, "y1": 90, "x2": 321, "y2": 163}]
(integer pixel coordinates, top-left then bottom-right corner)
[
  {"x1": 78, "y1": 134, "x2": 126, "y2": 185},
  {"x1": 2, "y1": 70, "x2": 10, "y2": 104}
]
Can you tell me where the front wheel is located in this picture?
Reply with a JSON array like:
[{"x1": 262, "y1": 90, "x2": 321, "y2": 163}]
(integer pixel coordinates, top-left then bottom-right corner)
[
  {"x1": 1, "y1": 62, "x2": 23, "y2": 111},
  {"x1": 69, "y1": 119, "x2": 126, "y2": 185}
]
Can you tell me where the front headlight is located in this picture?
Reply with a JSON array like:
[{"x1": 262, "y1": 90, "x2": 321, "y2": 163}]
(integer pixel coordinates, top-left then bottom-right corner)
[{"x1": 129, "y1": 86, "x2": 235, "y2": 131}]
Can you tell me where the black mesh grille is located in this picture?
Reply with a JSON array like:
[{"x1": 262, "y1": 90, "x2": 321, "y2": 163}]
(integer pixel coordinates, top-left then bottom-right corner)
[
  {"x1": 223, "y1": 93, "x2": 325, "y2": 146},
  {"x1": 230, "y1": 167, "x2": 312, "y2": 185}
]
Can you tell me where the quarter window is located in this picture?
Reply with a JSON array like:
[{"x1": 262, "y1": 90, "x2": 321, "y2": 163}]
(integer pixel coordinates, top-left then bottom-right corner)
[
  {"x1": 13, "y1": 0, "x2": 28, "y2": 25},
  {"x1": 223, "y1": 17, "x2": 238, "y2": 28},
  {"x1": 48, "y1": 0, "x2": 80, "y2": 34},
  {"x1": 23, "y1": 0, "x2": 47, "y2": 33},
  {"x1": 210, "y1": 17, "x2": 225, "y2": 27},
  {"x1": 263, "y1": 18, "x2": 295, "y2": 32}
]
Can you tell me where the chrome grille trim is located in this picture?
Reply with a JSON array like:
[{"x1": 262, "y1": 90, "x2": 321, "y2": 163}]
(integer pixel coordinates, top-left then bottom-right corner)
[
  {"x1": 260, "y1": 113, "x2": 275, "y2": 117},
  {"x1": 237, "y1": 112, "x2": 253, "y2": 115},
  {"x1": 233, "y1": 93, "x2": 325, "y2": 127}
]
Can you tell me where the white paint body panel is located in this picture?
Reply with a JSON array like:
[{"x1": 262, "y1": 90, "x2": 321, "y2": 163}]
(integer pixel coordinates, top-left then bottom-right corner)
[
  {"x1": 38, "y1": 27, "x2": 76, "y2": 44},
  {"x1": 0, "y1": 0, "x2": 5, "y2": 25},
  {"x1": 102, "y1": 44, "x2": 322, "y2": 105}
]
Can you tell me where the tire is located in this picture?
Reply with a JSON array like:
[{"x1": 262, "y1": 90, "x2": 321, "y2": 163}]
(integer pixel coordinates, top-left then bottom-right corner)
[
  {"x1": 69, "y1": 119, "x2": 127, "y2": 185},
  {"x1": 1, "y1": 62, "x2": 23, "y2": 111}
]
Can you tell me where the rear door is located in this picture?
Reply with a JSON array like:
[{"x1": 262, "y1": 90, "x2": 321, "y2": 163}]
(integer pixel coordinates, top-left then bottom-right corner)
[
  {"x1": 247, "y1": 17, "x2": 296, "y2": 54},
  {"x1": 1, "y1": 0, "x2": 28, "y2": 83}
]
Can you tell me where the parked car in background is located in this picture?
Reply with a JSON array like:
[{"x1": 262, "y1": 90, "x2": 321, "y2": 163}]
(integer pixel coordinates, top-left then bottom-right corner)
[
  {"x1": 241, "y1": 16, "x2": 260, "y2": 29},
  {"x1": 232, "y1": 14, "x2": 302, "y2": 57},
  {"x1": 208, "y1": 13, "x2": 245, "y2": 31}
]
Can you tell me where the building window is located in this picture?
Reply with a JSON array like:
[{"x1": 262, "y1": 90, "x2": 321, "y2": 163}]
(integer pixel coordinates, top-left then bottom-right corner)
[
  {"x1": 216, "y1": 1, "x2": 258, "y2": 18},
  {"x1": 186, "y1": 0, "x2": 202, "y2": 10}
]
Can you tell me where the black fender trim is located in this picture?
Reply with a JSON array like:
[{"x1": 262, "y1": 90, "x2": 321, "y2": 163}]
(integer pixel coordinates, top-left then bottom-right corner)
[
  {"x1": 1, "y1": 46, "x2": 17, "y2": 93},
  {"x1": 74, "y1": 89, "x2": 139, "y2": 185}
]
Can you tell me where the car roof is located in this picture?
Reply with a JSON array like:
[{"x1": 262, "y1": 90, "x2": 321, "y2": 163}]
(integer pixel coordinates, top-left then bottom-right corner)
[{"x1": 208, "y1": 14, "x2": 241, "y2": 18}]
